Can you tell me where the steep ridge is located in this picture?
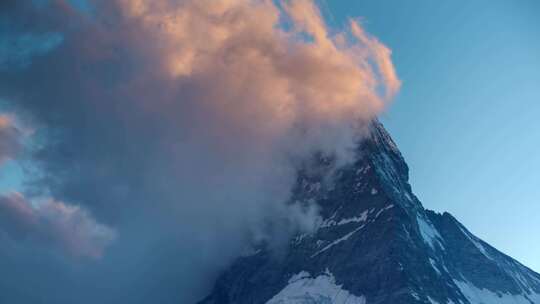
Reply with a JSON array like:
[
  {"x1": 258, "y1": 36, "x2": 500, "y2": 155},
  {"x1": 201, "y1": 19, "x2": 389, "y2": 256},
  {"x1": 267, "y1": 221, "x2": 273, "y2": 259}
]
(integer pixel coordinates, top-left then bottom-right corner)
[{"x1": 199, "y1": 121, "x2": 540, "y2": 304}]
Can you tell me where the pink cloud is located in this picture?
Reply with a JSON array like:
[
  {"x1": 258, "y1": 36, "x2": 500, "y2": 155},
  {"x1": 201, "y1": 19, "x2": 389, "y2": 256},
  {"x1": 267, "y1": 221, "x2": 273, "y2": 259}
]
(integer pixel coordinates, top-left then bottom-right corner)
[
  {"x1": 0, "y1": 192, "x2": 116, "y2": 259},
  {"x1": 104, "y1": 0, "x2": 401, "y2": 161},
  {"x1": 0, "y1": 115, "x2": 22, "y2": 166}
]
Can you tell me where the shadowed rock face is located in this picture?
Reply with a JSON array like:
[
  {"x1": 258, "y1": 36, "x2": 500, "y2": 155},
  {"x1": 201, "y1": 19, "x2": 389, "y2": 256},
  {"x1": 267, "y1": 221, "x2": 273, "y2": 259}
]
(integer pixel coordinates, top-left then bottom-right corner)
[{"x1": 200, "y1": 121, "x2": 540, "y2": 304}]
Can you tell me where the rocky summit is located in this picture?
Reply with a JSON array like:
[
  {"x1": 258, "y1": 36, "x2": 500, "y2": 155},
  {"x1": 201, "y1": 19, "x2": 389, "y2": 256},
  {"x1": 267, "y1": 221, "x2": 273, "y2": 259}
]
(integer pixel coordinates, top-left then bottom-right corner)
[{"x1": 200, "y1": 121, "x2": 540, "y2": 304}]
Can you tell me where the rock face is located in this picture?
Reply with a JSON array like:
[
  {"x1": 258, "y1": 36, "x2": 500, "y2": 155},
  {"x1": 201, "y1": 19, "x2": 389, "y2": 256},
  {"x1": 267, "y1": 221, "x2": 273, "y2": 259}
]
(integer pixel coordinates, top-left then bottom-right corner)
[{"x1": 200, "y1": 121, "x2": 540, "y2": 304}]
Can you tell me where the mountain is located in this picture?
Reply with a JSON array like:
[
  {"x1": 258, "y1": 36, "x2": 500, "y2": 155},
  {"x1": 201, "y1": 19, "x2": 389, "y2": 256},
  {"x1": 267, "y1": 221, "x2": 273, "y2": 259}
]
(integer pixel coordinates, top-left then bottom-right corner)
[{"x1": 199, "y1": 121, "x2": 540, "y2": 304}]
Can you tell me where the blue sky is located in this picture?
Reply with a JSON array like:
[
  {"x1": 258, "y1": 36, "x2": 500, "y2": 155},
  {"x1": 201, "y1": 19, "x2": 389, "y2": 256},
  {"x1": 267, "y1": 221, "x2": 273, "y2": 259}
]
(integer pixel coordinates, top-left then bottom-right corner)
[{"x1": 322, "y1": 0, "x2": 540, "y2": 271}]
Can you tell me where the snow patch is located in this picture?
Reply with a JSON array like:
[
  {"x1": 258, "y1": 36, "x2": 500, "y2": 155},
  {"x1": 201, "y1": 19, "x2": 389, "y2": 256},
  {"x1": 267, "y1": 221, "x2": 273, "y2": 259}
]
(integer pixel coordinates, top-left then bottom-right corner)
[
  {"x1": 311, "y1": 225, "x2": 365, "y2": 258},
  {"x1": 454, "y1": 279, "x2": 540, "y2": 304},
  {"x1": 375, "y1": 204, "x2": 394, "y2": 218},
  {"x1": 417, "y1": 215, "x2": 443, "y2": 250},
  {"x1": 320, "y1": 210, "x2": 369, "y2": 228},
  {"x1": 429, "y1": 258, "x2": 442, "y2": 275},
  {"x1": 404, "y1": 192, "x2": 412, "y2": 202},
  {"x1": 427, "y1": 296, "x2": 440, "y2": 304},
  {"x1": 355, "y1": 164, "x2": 371, "y2": 177},
  {"x1": 266, "y1": 271, "x2": 366, "y2": 304},
  {"x1": 292, "y1": 233, "x2": 309, "y2": 245},
  {"x1": 337, "y1": 210, "x2": 369, "y2": 226}
]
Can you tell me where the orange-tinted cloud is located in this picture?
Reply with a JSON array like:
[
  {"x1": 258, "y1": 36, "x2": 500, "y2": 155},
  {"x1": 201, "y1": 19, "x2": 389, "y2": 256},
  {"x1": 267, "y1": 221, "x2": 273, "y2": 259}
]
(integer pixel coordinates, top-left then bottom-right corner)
[
  {"x1": 107, "y1": 0, "x2": 400, "y2": 162},
  {"x1": 350, "y1": 20, "x2": 401, "y2": 99}
]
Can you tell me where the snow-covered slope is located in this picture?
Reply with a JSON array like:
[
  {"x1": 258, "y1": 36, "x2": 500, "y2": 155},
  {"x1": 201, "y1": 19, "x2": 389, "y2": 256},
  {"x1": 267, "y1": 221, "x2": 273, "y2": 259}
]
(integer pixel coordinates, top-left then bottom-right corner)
[
  {"x1": 200, "y1": 121, "x2": 540, "y2": 304},
  {"x1": 266, "y1": 270, "x2": 366, "y2": 304}
]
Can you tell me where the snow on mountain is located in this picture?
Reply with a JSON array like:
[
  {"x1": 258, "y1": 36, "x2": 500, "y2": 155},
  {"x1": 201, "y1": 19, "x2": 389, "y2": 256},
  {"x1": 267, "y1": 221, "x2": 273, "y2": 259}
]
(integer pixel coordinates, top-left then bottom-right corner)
[{"x1": 266, "y1": 270, "x2": 366, "y2": 304}]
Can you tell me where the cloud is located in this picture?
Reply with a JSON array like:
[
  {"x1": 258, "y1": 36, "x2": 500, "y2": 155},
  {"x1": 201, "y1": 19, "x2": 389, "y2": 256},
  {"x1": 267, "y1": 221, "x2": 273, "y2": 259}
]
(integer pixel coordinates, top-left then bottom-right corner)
[
  {"x1": 349, "y1": 20, "x2": 401, "y2": 100},
  {"x1": 0, "y1": 0, "x2": 400, "y2": 302},
  {"x1": 0, "y1": 192, "x2": 116, "y2": 259},
  {"x1": 0, "y1": 32, "x2": 63, "y2": 70},
  {"x1": 0, "y1": 115, "x2": 22, "y2": 166}
]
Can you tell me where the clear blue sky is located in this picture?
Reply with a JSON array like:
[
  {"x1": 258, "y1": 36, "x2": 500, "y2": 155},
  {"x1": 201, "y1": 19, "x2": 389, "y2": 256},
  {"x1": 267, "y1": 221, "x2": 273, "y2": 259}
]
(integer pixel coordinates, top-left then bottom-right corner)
[{"x1": 322, "y1": 0, "x2": 540, "y2": 271}]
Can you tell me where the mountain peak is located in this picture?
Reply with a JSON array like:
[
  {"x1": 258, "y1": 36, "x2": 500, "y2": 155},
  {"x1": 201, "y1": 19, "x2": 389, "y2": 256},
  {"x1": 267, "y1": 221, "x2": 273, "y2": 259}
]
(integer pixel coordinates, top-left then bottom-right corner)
[{"x1": 200, "y1": 121, "x2": 540, "y2": 304}]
